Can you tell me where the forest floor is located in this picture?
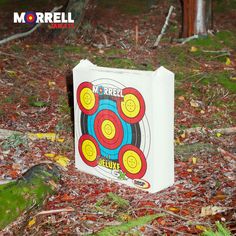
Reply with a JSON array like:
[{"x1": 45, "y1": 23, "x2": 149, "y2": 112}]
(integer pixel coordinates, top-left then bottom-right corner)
[{"x1": 0, "y1": 0, "x2": 236, "y2": 235}]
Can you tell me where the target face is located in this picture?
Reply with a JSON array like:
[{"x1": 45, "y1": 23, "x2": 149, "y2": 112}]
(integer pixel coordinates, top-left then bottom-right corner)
[
  {"x1": 117, "y1": 88, "x2": 145, "y2": 124},
  {"x1": 77, "y1": 82, "x2": 99, "y2": 115},
  {"x1": 76, "y1": 79, "x2": 151, "y2": 181},
  {"x1": 94, "y1": 110, "x2": 123, "y2": 149},
  {"x1": 118, "y1": 145, "x2": 147, "y2": 179},
  {"x1": 79, "y1": 134, "x2": 100, "y2": 167},
  {"x1": 24, "y1": 12, "x2": 37, "y2": 24}
]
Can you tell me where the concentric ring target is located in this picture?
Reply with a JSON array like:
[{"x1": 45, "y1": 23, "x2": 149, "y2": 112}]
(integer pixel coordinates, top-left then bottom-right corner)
[
  {"x1": 94, "y1": 109, "x2": 123, "y2": 149},
  {"x1": 77, "y1": 82, "x2": 99, "y2": 115},
  {"x1": 24, "y1": 11, "x2": 37, "y2": 24},
  {"x1": 79, "y1": 134, "x2": 100, "y2": 167},
  {"x1": 117, "y1": 88, "x2": 145, "y2": 124},
  {"x1": 87, "y1": 99, "x2": 132, "y2": 160},
  {"x1": 76, "y1": 79, "x2": 151, "y2": 181},
  {"x1": 118, "y1": 145, "x2": 147, "y2": 179}
]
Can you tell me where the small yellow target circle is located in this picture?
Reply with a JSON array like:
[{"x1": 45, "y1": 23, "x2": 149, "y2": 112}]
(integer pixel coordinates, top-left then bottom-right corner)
[
  {"x1": 82, "y1": 139, "x2": 97, "y2": 162},
  {"x1": 121, "y1": 94, "x2": 140, "y2": 118},
  {"x1": 80, "y1": 87, "x2": 96, "y2": 111},
  {"x1": 101, "y1": 119, "x2": 116, "y2": 140},
  {"x1": 123, "y1": 150, "x2": 142, "y2": 174}
]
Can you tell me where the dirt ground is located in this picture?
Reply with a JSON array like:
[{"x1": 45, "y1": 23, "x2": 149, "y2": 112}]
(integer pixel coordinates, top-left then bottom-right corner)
[{"x1": 0, "y1": 0, "x2": 236, "y2": 235}]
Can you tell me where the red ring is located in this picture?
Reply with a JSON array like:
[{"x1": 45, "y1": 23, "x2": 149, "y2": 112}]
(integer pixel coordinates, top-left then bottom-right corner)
[
  {"x1": 94, "y1": 110, "x2": 123, "y2": 149},
  {"x1": 118, "y1": 145, "x2": 147, "y2": 179},
  {"x1": 27, "y1": 14, "x2": 35, "y2": 22},
  {"x1": 117, "y1": 88, "x2": 145, "y2": 124},
  {"x1": 77, "y1": 82, "x2": 99, "y2": 115},
  {"x1": 78, "y1": 134, "x2": 100, "y2": 167}
]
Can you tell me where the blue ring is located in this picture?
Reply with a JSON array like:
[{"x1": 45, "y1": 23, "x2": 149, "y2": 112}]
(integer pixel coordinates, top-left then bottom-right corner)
[{"x1": 87, "y1": 99, "x2": 132, "y2": 160}]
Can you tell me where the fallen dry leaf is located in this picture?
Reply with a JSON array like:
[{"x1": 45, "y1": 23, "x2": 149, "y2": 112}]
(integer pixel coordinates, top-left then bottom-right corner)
[{"x1": 200, "y1": 206, "x2": 230, "y2": 217}]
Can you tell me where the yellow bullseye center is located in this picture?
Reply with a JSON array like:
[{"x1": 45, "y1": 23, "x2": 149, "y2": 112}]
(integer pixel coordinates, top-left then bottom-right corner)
[
  {"x1": 121, "y1": 94, "x2": 140, "y2": 118},
  {"x1": 29, "y1": 16, "x2": 33, "y2": 20},
  {"x1": 101, "y1": 119, "x2": 116, "y2": 139},
  {"x1": 82, "y1": 140, "x2": 97, "y2": 162},
  {"x1": 80, "y1": 87, "x2": 96, "y2": 110},
  {"x1": 123, "y1": 150, "x2": 142, "y2": 174}
]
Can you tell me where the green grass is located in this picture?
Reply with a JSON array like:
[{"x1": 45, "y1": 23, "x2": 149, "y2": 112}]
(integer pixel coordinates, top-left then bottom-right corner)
[
  {"x1": 0, "y1": 109, "x2": 5, "y2": 117},
  {"x1": 201, "y1": 221, "x2": 231, "y2": 236},
  {"x1": 93, "y1": 57, "x2": 137, "y2": 69},
  {"x1": 107, "y1": 192, "x2": 129, "y2": 209},
  {"x1": 214, "y1": 0, "x2": 236, "y2": 12},
  {"x1": 215, "y1": 31, "x2": 236, "y2": 50},
  {"x1": 99, "y1": 0, "x2": 149, "y2": 15},
  {"x1": 189, "y1": 31, "x2": 236, "y2": 50},
  {"x1": 57, "y1": 95, "x2": 71, "y2": 114},
  {"x1": 28, "y1": 95, "x2": 49, "y2": 108},
  {"x1": 0, "y1": 0, "x2": 7, "y2": 6},
  {"x1": 105, "y1": 48, "x2": 128, "y2": 57},
  {"x1": 157, "y1": 29, "x2": 236, "y2": 100},
  {"x1": 53, "y1": 45, "x2": 87, "y2": 54},
  {"x1": 95, "y1": 214, "x2": 164, "y2": 236},
  {"x1": 197, "y1": 71, "x2": 236, "y2": 93},
  {"x1": 11, "y1": 45, "x2": 23, "y2": 53}
]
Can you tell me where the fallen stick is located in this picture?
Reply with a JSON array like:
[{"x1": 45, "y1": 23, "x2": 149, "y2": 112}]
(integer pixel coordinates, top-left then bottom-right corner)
[
  {"x1": 36, "y1": 207, "x2": 74, "y2": 216},
  {"x1": 184, "y1": 126, "x2": 236, "y2": 135},
  {"x1": 173, "y1": 35, "x2": 199, "y2": 44},
  {"x1": 218, "y1": 148, "x2": 236, "y2": 160},
  {"x1": 202, "y1": 50, "x2": 230, "y2": 54},
  {"x1": 153, "y1": 5, "x2": 174, "y2": 47},
  {"x1": 132, "y1": 206, "x2": 209, "y2": 226},
  {"x1": 0, "y1": 51, "x2": 27, "y2": 60},
  {"x1": 213, "y1": 127, "x2": 236, "y2": 135},
  {"x1": 0, "y1": 5, "x2": 63, "y2": 46}
]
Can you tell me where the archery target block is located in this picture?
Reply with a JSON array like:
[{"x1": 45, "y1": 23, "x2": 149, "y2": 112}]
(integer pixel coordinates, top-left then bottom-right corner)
[{"x1": 73, "y1": 60, "x2": 174, "y2": 193}]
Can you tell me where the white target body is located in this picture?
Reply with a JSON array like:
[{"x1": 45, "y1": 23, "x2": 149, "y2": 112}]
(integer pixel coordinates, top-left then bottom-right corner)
[{"x1": 73, "y1": 60, "x2": 174, "y2": 193}]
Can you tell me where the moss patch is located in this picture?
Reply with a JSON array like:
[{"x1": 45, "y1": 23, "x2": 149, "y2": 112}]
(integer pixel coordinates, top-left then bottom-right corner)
[{"x1": 0, "y1": 164, "x2": 60, "y2": 229}]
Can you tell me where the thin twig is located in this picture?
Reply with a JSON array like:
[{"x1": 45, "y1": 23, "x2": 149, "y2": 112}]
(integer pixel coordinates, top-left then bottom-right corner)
[
  {"x1": 186, "y1": 55, "x2": 202, "y2": 65},
  {"x1": 160, "y1": 225, "x2": 195, "y2": 235},
  {"x1": 135, "y1": 20, "x2": 139, "y2": 47},
  {"x1": 184, "y1": 126, "x2": 236, "y2": 135},
  {"x1": 0, "y1": 51, "x2": 27, "y2": 60},
  {"x1": 35, "y1": 207, "x2": 75, "y2": 216},
  {"x1": 147, "y1": 224, "x2": 195, "y2": 236},
  {"x1": 218, "y1": 148, "x2": 236, "y2": 160},
  {"x1": 153, "y1": 207, "x2": 197, "y2": 222},
  {"x1": 0, "y1": 5, "x2": 63, "y2": 46},
  {"x1": 212, "y1": 53, "x2": 230, "y2": 59},
  {"x1": 202, "y1": 50, "x2": 230, "y2": 55},
  {"x1": 181, "y1": 35, "x2": 199, "y2": 44},
  {"x1": 132, "y1": 207, "x2": 209, "y2": 226},
  {"x1": 153, "y1": 5, "x2": 174, "y2": 47}
]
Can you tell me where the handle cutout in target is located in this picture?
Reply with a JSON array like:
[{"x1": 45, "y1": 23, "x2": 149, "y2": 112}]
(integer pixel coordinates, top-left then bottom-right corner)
[{"x1": 73, "y1": 60, "x2": 174, "y2": 193}]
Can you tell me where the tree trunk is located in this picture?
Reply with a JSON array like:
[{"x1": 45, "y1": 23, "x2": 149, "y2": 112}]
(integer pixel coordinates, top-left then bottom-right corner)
[
  {"x1": 0, "y1": 163, "x2": 61, "y2": 230},
  {"x1": 182, "y1": 0, "x2": 212, "y2": 37},
  {"x1": 65, "y1": 0, "x2": 89, "y2": 38}
]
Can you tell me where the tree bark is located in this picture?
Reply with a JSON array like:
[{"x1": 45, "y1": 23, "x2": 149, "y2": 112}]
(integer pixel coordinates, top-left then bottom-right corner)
[
  {"x1": 65, "y1": 0, "x2": 89, "y2": 38},
  {"x1": 0, "y1": 163, "x2": 61, "y2": 230},
  {"x1": 182, "y1": 0, "x2": 212, "y2": 37}
]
